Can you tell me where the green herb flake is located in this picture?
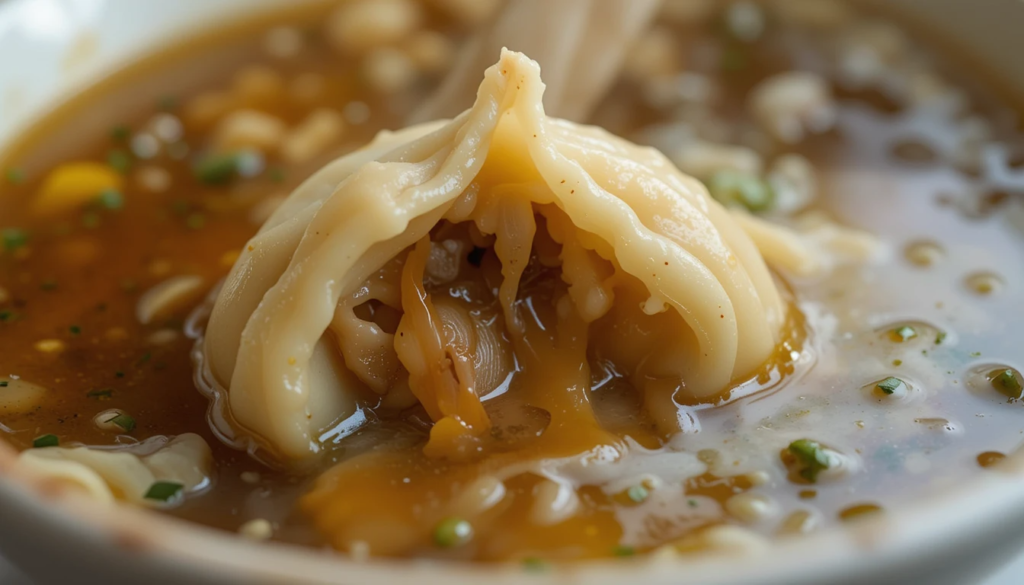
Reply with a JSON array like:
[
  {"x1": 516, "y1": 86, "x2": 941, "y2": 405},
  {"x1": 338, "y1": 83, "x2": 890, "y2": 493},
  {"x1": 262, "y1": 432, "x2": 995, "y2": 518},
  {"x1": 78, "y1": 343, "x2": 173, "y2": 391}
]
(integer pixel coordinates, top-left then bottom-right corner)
[
  {"x1": 110, "y1": 125, "x2": 131, "y2": 142},
  {"x1": 707, "y1": 170, "x2": 775, "y2": 213},
  {"x1": 69, "y1": 325, "x2": 81, "y2": 336},
  {"x1": 96, "y1": 188, "x2": 125, "y2": 211},
  {"x1": 892, "y1": 325, "x2": 917, "y2": 342},
  {"x1": 32, "y1": 434, "x2": 59, "y2": 448},
  {"x1": 144, "y1": 481, "x2": 184, "y2": 503},
  {"x1": 934, "y1": 331, "x2": 947, "y2": 345},
  {"x1": 0, "y1": 310, "x2": 17, "y2": 323},
  {"x1": 626, "y1": 484, "x2": 649, "y2": 503},
  {"x1": 105, "y1": 412, "x2": 136, "y2": 433},
  {"x1": 115, "y1": 371, "x2": 125, "y2": 378},
  {"x1": 185, "y1": 213, "x2": 207, "y2": 230},
  {"x1": 87, "y1": 388, "x2": 114, "y2": 399},
  {"x1": 158, "y1": 95, "x2": 179, "y2": 111},
  {"x1": 4, "y1": 168, "x2": 25, "y2": 185},
  {"x1": 194, "y1": 153, "x2": 239, "y2": 185},
  {"x1": 992, "y1": 369, "x2": 1024, "y2": 399},
  {"x1": 81, "y1": 212, "x2": 101, "y2": 229},
  {"x1": 613, "y1": 545, "x2": 635, "y2": 557},
  {"x1": 0, "y1": 381, "x2": 8, "y2": 387},
  {"x1": 971, "y1": 351, "x2": 982, "y2": 358},
  {"x1": 876, "y1": 376, "x2": 903, "y2": 395},
  {"x1": 107, "y1": 149, "x2": 132, "y2": 174},
  {"x1": 522, "y1": 558, "x2": 548, "y2": 573},
  {"x1": 269, "y1": 167, "x2": 286, "y2": 182},
  {"x1": 433, "y1": 517, "x2": 473, "y2": 548},
  {"x1": 687, "y1": 498, "x2": 698, "y2": 508},
  {"x1": 786, "y1": 439, "x2": 832, "y2": 483},
  {"x1": 2, "y1": 228, "x2": 29, "y2": 252},
  {"x1": 136, "y1": 352, "x2": 152, "y2": 367}
]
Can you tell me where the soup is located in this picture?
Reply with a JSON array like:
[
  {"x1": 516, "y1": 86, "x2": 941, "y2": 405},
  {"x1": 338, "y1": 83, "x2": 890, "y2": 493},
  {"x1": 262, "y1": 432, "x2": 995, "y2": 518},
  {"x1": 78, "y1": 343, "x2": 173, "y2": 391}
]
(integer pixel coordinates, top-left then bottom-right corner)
[{"x1": 2, "y1": 0, "x2": 1023, "y2": 567}]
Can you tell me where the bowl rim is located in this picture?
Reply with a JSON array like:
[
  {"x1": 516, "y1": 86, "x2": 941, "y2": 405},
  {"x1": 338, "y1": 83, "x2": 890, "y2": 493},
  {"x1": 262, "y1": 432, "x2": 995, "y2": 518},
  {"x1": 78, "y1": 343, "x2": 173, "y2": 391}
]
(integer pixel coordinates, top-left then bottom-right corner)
[{"x1": 2, "y1": 0, "x2": 1024, "y2": 583}]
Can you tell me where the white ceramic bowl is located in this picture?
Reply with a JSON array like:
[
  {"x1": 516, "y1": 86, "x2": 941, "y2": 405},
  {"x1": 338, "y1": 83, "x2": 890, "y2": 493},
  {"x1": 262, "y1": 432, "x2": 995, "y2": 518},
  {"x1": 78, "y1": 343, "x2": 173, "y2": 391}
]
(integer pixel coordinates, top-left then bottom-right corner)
[{"x1": 2, "y1": 1, "x2": 1024, "y2": 583}]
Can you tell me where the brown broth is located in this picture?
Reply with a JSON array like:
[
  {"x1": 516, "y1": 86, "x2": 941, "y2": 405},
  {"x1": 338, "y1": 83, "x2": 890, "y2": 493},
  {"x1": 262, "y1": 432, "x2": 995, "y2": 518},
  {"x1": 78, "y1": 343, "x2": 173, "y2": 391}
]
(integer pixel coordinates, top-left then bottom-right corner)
[{"x1": 2, "y1": 0, "x2": 1024, "y2": 564}]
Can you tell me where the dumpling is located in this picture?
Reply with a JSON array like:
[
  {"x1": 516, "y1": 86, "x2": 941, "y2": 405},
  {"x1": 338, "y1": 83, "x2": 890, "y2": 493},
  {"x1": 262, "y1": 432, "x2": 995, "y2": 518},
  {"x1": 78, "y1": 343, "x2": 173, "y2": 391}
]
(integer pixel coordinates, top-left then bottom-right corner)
[
  {"x1": 198, "y1": 50, "x2": 803, "y2": 464},
  {"x1": 15, "y1": 434, "x2": 212, "y2": 505}
]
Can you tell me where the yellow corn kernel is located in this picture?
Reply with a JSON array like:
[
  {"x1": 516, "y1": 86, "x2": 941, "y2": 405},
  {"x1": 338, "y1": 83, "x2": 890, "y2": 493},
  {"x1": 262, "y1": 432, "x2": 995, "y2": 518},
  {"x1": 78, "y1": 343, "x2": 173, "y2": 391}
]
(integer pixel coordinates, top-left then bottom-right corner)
[{"x1": 33, "y1": 163, "x2": 123, "y2": 217}]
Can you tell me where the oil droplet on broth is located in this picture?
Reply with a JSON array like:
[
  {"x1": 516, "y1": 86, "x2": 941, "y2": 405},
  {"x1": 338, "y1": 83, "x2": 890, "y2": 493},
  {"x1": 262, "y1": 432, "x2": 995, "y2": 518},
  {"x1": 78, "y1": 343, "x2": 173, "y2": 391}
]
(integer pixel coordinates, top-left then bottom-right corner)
[
  {"x1": 977, "y1": 451, "x2": 1007, "y2": 468},
  {"x1": 903, "y1": 240, "x2": 944, "y2": 267},
  {"x1": 964, "y1": 272, "x2": 1004, "y2": 296},
  {"x1": 838, "y1": 503, "x2": 883, "y2": 522}
]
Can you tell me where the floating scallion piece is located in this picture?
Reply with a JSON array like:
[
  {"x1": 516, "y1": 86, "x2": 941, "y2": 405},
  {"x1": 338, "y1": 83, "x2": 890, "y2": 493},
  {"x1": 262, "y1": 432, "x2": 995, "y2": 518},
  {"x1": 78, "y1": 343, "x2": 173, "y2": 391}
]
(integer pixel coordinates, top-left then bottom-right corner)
[
  {"x1": 194, "y1": 153, "x2": 239, "y2": 185},
  {"x1": 97, "y1": 188, "x2": 124, "y2": 210},
  {"x1": 875, "y1": 376, "x2": 903, "y2": 395},
  {"x1": 707, "y1": 170, "x2": 775, "y2": 212},
  {"x1": 613, "y1": 545, "x2": 635, "y2": 557},
  {"x1": 626, "y1": 484, "x2": 649, "y2": 503},
  {"x1": 784, "y1": 439, "x2": 832, "y2": 483},
  {"x1": 934, "y1": 331, "x2": 947, "y2": 345},
  {"x1": 2, "y1": 228, "x2": 28, "y2": 252},
  {"x1": 69, "y1": 325, "x2": 81, "y2": 336},
  {"x1": 0, "y1": 381, "x2": 8, "y2": 387},
  {"x1": 87, "y1": 388, "x2": 114, "y2": 399},
  {"x1": 522, "y1": 558, "x2": 548, "y2": 573},
  {"x1": 891, "y1": 325, "x2": 917, "y2": 342},
  {"x1": 433, "y1": 517, "x2": 473, "y2": 548},
  {"x1": 4, "y1": 168, "x2": 25, "y2": 185},
  {"x1": 105, "y1": 412, "x2": 136, "y2": 433},
  {"x1": 991, "y1": 368, "x2": 1024, "y2": 400},
  {"x1": 33, "y1": 434, "x2": 59, "y2": 448},
  {"x1": 144, "y1": 481, "x2": 184, "y2": 503},
  {"x1": 107, "y1": 149, "x2": 132, "y2": 174}
]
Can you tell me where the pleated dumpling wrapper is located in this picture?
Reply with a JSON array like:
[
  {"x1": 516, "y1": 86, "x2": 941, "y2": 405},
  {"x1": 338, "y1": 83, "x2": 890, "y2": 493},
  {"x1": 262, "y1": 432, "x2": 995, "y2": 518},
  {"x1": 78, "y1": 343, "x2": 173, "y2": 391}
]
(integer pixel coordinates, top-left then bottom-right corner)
[{"x1": 200, "y1": 50, "x2": 800, "y2": 464}]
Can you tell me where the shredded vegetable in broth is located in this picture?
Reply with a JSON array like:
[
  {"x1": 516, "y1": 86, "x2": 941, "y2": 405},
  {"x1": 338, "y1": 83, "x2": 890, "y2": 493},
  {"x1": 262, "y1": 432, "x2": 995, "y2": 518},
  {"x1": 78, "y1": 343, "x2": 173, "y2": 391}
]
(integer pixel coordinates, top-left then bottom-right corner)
[{"x1": 1, "y1": 0, "x2": 1024, "y2": 566}]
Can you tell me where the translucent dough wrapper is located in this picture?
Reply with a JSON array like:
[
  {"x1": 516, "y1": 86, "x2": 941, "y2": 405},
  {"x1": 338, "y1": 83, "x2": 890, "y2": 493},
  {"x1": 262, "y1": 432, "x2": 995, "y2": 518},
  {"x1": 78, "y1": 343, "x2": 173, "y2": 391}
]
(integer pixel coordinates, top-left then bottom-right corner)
[{"x1": 200, "y1": 50, "x2": 797, "y2": 463}]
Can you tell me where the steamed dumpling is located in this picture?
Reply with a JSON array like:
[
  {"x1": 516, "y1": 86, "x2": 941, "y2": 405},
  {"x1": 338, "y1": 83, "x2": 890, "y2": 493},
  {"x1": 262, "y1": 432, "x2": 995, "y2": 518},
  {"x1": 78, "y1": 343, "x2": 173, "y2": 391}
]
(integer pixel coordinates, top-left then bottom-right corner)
[{"x1": 200, "y1": 50, "x2": 803, "y2": 463}]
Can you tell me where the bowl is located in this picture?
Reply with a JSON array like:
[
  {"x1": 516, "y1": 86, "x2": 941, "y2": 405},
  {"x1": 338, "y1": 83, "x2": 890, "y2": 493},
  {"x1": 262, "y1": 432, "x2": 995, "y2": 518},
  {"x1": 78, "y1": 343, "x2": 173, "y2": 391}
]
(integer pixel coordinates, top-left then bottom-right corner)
[{"x1": 2, "y1": 1, "x2": 1024, "y2": 583}]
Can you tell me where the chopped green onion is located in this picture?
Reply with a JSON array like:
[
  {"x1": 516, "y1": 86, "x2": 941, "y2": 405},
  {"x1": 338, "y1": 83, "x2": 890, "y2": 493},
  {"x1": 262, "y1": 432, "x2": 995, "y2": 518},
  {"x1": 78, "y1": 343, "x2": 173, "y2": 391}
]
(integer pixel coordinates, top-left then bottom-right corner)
[
  {"x1": 87, "y1": 388, "x2": 113, "y2": 399},
  {"x1": 105, "y1": 412, "x2": 136, "y2": 433},
  {"x1": 158, "y1": 95, "x2": 179, "y2": 111},
  {"x1": 0, "y1": 381, "x2": 7, "y2": 387},
  {"x1": 522, "y1": 558, "x2": 548, "y2": 573},
  {"x1": 194, "y1": 153, "x2": 239, "y2": 185},
  {"x1": 992, "y1": 369, "x2": 1023, "y2": 399},
  {"x1": 891, "y1": 325, "x2": 917, "y2": 342},
  {"x1": 0, "y1": 310, "x2": 17, "y2": 322},
  {"x1": 97, "y1": 188, "x2": 124, "y2": 210},
  {"x1": 69, "y1": 325, "x2": 81, "y2": 336},
  {"x1": 32, "y1": 434, "x2": 59, "y2": 448},
  {"x1": 875, "y1": 376, "x2": 903, "y2": 395},
  {"x1": 786, "y1": 439, "x2": 832, "y2": 483},
  {"x1": 110, "y1": 125, "x2": 131, "y2": 142},
  {"x1": 2, "y1": 228, "x2": 29, "y2": 251},
  {"x1": 4, "y1": 168, "x2": 25, "y2": 185},
  {"x1": 433, "y1": 517, "x2": 473, "y2": 548},
  {"x1": 687, "y1": 499, "x2": 698, "y2": 508},
  {"x1": 269, "y1": 167, "x2": 286, "y2": 182},
  {"x1": 626, "y1": 484, "x2": 649, "y2": 503},
  {"x1": 107, "y1": 149, "x2": 132, "y2": 174},
  {"x1": 613, "y1": 545, "x2": 635, "y2": 557},
  {"x1": 144, "y1": 481, "x2": 184, "y2": 502},
  {"x1": 934, "y1": 331, "x2": 947, "y2": 345},
  {"x1": 185, "y1": 213, "x2": 207, "y2": 230},
  {"x1": 707, "y1": 170, "x2": 775, "y2": 212}
]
